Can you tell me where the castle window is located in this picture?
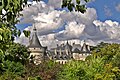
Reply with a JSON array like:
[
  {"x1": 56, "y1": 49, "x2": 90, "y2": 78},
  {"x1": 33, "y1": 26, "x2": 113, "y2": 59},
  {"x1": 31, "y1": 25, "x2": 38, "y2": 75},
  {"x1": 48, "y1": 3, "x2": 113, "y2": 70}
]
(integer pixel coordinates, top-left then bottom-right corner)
[
  {"x1": 62, "y1": 61, "x2": 63, "y2": 64},
  {"x1": 57, "y1": 52, "x2": 59, "y2": 55},
  {"x1": 61, "y1": 52, "x2": 63, "y2": 55},
  {"x1": 65, "y1": 61, "x2": 66, "y2": 64}
]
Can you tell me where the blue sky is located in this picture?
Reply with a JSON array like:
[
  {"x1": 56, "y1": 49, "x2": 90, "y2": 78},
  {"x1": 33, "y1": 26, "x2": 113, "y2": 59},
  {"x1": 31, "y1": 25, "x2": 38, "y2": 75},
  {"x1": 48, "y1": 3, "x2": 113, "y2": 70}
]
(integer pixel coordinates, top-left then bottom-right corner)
[{"x1": 87, "y1": 0, "x2": 120, "y2": 22}]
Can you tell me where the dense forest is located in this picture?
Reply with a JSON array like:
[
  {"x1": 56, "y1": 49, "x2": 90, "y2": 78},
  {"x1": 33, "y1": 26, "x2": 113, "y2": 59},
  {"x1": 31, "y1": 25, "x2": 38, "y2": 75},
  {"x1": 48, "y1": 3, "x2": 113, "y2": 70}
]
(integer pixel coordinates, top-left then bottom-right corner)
[{"x1": 0, "y1": 0, "x2": 120, "y2": 80}]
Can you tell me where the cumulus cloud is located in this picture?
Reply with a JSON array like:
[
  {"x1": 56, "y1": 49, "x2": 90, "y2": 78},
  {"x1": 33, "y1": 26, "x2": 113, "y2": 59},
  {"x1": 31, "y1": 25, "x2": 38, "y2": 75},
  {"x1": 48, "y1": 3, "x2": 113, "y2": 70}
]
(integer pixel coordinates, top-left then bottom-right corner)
[
  {"x1": 93, "y1": 20, "x2": 120, "y2": 39},
  {"x1": 19, "y1": 1, "x2": 54, "y2": 24},
  {"x1": 48, "y1": 0, "x2": 62, "y2": 9},
  {"x1": 33, "y1": 11, "x2": 64, "y2": 35},
  {"x1": 115, "y1": 3, "x2": 120, "y2": 12},
  {"x1": 55, "y1": 22, "x2": 86, "y2": 40},
  {"x1": 16, "y1": 1, "x2": 120, "y2": 48}
]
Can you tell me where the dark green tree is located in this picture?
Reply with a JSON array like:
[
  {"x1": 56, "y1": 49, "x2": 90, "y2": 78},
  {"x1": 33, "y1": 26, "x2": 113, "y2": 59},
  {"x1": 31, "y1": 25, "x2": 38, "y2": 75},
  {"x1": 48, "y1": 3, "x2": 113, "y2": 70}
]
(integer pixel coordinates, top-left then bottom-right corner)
[
  {"x1": 62, "y1": 0, "x2": 89, "y2": 13},
  {"x1": 5, "y1": 43, "x2": 30, "y2": 65}
]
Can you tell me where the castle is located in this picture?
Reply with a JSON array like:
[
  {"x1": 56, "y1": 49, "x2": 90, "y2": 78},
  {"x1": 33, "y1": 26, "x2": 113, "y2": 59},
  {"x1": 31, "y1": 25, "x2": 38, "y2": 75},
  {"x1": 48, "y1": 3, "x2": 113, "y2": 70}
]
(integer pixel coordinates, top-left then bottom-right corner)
[{"x1": 28, "y1": 27, "x2": 91, "y2": 64}]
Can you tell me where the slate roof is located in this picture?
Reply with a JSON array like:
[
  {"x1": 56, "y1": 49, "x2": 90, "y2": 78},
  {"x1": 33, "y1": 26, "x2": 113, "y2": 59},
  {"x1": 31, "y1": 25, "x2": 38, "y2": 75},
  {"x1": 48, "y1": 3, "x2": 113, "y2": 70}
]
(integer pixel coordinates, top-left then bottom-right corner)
[
  {"x1": 55, "y1": 41, "x2": 72, "y2": 51},
  {"x1": 53, "y1": 54, "x2": 71, "y2": 60},
  {"x1": 28, "y1": 27, "x2": 44, "y2": 48},
  {"x1": 72, "y1": 44, "x2": 81, "y2": 52},
  {"x1": 48, "y1": 41, "x2": 91, "y2": 60},
  {"x1": 72, "y1": 48, "x2": 81, "y2": 53},
  {"x1": 81, "y1": 42, "x2": 90, "y2": 53},
  {"x1": 64, "y1": 41, "x2": 72, "y2": 51}
]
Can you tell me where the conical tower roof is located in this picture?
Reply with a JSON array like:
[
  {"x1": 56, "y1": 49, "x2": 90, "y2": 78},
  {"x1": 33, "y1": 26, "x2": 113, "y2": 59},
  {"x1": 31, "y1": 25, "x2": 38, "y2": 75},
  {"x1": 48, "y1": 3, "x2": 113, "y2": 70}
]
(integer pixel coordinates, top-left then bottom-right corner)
[
  {"x1": 81, "y1": 41, "x2": 90, "y2": 53},
  {"x1": 28, "y1": 26, "x2": 43, "y2": 48},
  {"x1": 64, "y1": 40, "x2": 72, "y2": 51}
]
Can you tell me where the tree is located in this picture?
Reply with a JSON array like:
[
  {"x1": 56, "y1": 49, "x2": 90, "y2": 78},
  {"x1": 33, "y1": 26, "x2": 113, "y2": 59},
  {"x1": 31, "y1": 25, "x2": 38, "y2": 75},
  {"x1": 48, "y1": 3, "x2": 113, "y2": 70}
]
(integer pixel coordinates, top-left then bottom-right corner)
[
  {"x1": 92, "y1": 43, "x2": 120, "y2": 64},
  {"x1": 24, "y1": 60, "x2": 62, "y2": 80},
  {"x1": 5, "y1": 43, "x2": 30, "y2": 65},
  {"x1": 0, "y1": 42, "x2": 31, "y2": 79},
  {"x1": 62, "y1": 0, "x2": 89, "y2": 12},
  {"x1": 112, "y1": 52, "x2": 120, "y2": 68},
  {"x1": 57, "y1": 60, "x2": 87, "y2": 80},
  {"x1": 0, "y1": 0, "x2": 29, "y2": 62},
  {"x1": 0, "y1": 61, "x2": 25, "y2": 80}
]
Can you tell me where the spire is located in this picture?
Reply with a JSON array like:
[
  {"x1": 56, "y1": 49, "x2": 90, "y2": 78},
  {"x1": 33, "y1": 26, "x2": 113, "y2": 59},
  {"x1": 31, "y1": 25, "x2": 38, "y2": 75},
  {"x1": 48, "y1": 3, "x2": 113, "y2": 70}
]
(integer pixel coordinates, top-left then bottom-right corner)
[
  {"x1": 65, "y1": 40, "x2": 72, "y2": 51},
  {"x1": 28, "y1": 24, "x2": 42, "y2": 48},
  {"x1": 66, "y1": 40, "x2": 69, "y2": 44},
  {"x1": 81, "y1": 41, "x2": 90, "y2": 53},
  {"x1": 33, "y1": 24, "x2": 37, "y2": 31}
]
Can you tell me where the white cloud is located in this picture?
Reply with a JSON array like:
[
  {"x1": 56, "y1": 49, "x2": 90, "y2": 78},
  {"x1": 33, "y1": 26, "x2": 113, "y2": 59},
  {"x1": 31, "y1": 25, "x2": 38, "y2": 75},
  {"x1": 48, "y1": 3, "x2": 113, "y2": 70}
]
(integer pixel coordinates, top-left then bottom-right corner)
[
  {"x1": 19, "y1": 1, "x2": 54, "y2": 24},
  {"x1": 15, "y1": 1, "x2": 120, "y2": 48},
  {"x1": 115, "y1": 3, "x2": 120, "y2": 12},
  {"x1": 33, "y1": 11, "x2": 64, "y2": 35},
  {"x1": 48, "y1": 0, "x2": 62, "y2": 9},
  {"x1": 55, "y1": 22, "x2": 86, "y2": 40},
  {"x1": 93, "y1": 20, "x2": 120, "y2": 39},
  {"x1": 14, "y1": 33, "x2": 29, "y2": 46}
]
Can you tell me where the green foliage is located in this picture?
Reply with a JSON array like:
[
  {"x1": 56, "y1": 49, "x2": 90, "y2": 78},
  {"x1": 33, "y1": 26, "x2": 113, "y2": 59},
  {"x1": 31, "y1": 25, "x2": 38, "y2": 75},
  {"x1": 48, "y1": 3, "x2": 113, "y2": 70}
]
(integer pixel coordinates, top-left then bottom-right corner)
[
  {"x1": 23, "y1": 30, "x2": 31, "y2": 38},
  {"x1": 0, "y1": 43, "x2": 30, "y2": 79},
  {"x1": 28, "y1": 76, "x2": 42, "y2": 80},
  {"x1": 0, "y1": 1, "x2": 31, "y2": 73},
  {"x1": 5, "y1": 43, "x2": 30, "y2": 65},
  {"x1": 0, "y1": 27, "x2": 11, "y2": 54},
  {"x1": 0, "y1": 0, "x2": 28, "y2": 38},
  {"x1": 0, "y1": 61, "x2": 24, "y2": 80},
  {"x1": 92, "y1": 43, "x2": 120, "y2": 65},
  {"x1": 90, "y1": 42, "x2": 109, "y2": 51},
  {"x1": 24, "y1": 60, "x2": 62, "y2": 80},
  {"x1": 112, "y1": 52, "x2": 120, "y2": 67},
  {"x1": 58, "y1": 60, "x2": 87, "y2": 80},
  {"x1": 62, "y1": 0, "x2": 89, "y2": 13},
  {"x1": 2, "y1": 60, "x2": 25, "y2": 75},
  {"x1": 58, "y1": 43, "x2": 120, "y2": 80}
]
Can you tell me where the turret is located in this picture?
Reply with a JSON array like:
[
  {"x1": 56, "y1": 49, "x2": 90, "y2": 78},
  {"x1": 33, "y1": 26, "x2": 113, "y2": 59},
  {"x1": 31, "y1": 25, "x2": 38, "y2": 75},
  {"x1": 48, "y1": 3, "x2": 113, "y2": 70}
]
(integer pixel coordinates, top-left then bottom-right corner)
[
  {"x1": 81, "y1": 41, "x2": 90, "y2": 54},
  {"x1": 28, "y1": 25, "x2": 47, "y2": 65}
]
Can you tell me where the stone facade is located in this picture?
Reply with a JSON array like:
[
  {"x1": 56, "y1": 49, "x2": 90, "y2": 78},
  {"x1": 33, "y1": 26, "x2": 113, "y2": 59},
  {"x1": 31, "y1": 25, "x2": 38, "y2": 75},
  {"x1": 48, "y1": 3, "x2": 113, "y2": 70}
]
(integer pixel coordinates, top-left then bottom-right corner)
[
  {"x1": 28, "y1": 26, "x2": 47, "y2": 65},
  {"x1": 28, "y1": 26, "x2": 91, "y2": 64},
  {"x1": 47, "y1": 41, "x2": 91, "y2": 63}
]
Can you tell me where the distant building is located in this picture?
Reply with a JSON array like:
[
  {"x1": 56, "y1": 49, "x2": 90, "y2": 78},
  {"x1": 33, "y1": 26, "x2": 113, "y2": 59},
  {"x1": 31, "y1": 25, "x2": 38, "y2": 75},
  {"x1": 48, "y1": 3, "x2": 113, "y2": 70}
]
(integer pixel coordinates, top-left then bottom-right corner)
[
  {"x1": 47, "y1": 41, "x2": 91, "y2": 64},
  {"x1": 47, "y1": 41, "x2": 73, "y2": 64},
  {"x1": 28, "y1": 27, "x2": 91, "y2": 64},
  {"x1": 72, "y1": 41, "x2": 91, "y2": 61},
  {"x1": 28, "y1": 26, "x2": 47, "y2": 65}
]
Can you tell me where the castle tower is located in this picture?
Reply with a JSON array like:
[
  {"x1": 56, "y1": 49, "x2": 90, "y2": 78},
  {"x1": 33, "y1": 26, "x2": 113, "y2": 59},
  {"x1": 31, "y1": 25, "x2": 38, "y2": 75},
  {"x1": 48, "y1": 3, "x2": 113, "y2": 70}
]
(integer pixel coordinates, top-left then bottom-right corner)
[
  {"x1": 28, "y1": 26, "x2": 47, "y2": 64},
  {"x1": 81, "y1": 41, "x2": 90, "y2": 55}
]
